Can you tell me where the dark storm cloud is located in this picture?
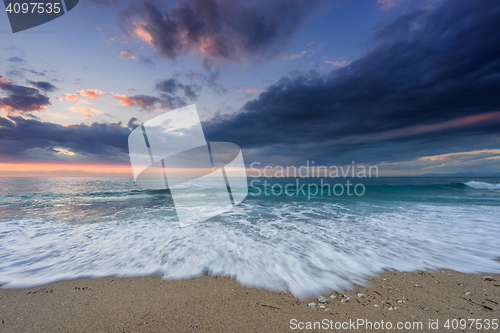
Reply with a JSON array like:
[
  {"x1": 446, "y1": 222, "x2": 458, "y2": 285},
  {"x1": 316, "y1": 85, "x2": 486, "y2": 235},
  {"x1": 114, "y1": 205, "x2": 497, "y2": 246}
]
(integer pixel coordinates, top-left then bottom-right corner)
[
  {"x1": 0, "y1": 76, "x2": 51, "y2": 113},
  {"x1": 202, "y1": 0, "x2": 500, "y2": 165},
  {"x1": 27, "y1": 80, "x2": 58, "y2": 93},
  {"x1": 117, "y1": 0, "x2": 316, "y2": 63},
  {"x1": 0, "y1": 116, "x2": 131, "y2": 163}
]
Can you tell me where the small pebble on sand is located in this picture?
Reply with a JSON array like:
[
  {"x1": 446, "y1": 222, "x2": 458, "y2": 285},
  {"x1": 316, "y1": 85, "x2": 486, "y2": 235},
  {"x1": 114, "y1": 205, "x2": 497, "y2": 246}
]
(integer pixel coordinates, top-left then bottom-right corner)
[
  {"x1": 318, "y1": 297, "x2": 329, "y2": 304},
  {"x1": 308, "y1": 303, "x2": 316, "y2": 307}
]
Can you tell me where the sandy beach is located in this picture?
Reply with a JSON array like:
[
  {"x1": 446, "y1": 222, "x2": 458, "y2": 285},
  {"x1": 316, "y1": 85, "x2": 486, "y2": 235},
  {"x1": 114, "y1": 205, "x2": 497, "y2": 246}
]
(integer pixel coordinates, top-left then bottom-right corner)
[{"x1": 0, "y1": 269, "x2": 498, "y2": 332}]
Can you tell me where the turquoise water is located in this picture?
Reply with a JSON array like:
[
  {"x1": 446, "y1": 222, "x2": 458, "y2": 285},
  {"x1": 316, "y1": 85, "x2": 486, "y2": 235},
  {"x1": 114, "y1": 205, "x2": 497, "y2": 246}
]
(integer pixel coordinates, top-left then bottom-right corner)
[{"x1": 0, "y1": 177, "x2": 499, "y2": 297}]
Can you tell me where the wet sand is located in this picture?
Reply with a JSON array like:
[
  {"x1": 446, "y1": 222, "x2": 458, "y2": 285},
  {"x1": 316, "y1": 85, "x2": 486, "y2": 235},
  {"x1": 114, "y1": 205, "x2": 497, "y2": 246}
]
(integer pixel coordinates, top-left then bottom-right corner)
[{"x1": 0, "y1": 270, "x2": 499, "y2": 332}]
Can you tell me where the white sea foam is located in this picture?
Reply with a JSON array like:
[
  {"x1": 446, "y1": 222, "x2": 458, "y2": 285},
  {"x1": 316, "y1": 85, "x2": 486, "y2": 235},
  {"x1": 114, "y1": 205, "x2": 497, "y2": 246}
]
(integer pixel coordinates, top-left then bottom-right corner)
[
  {"x1": 464, "y1": 181, "x2": 500, "y2": 190},
  {"x1": 1, "y1": 201, "x2": 499, "y2": 298}
]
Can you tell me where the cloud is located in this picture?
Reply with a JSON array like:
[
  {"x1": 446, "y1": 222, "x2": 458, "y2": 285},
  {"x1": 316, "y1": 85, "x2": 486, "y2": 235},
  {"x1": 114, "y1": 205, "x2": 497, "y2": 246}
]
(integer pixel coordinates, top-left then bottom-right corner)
[
  {"x1": 87, "y1": 0, "x2": 118, "y2": 7},
  {"x1": 138, "y1": 56, "x2": 155, "y2": 67},
  {"x1": 186, "y1": 57, "x2": 228, "y2": 94},
  {"x1": 7, "y1": 56, "x2": 24, "y2": 63},
  {"x1": 0, "y1": 116, "x2": 131, "y2": 163},
  {"x1": 69, "y1": 106, "x2": 104, "y2": 117},
  {"x1": 202, "y1": 0, "x2": 500, "y2": 167},
  {"x1": 375, "y1": 149, "x2": 500, "y2": 176},
  {"x1": 245, "y1": 89, "x2": 261, "y2": 94},
  {"x1": 64, "y1": 93, "x2": 89, "y2": 104},
  {"x1": 158, "y1": 93, "x2": 188, "y2": 110},
  {"x1": 377, "y1": 0, "x2": 405, "y2": 11},
  {"x1": 155, "y1": 78, "x2": 201, "y2": 100},
  {"x1": 127, "y1": 117, "x2": 140, "y2": 130},
  {"x1": 113, "y1": 93, "x2": 160, "y2": 110},
  {"x1": 27, "y1": 80, "x2": 58, "y2": 93},
  {"x1": 117, "y1": 0, "x2": 317, "y2": 64},
  {"x1": 287, "y1": 50, "x2": 308, "y2": 60},
  {"x1": 0, "y1": 76, "x2": 51, "y2": 113},
  {"x1": 119, "y1": 49, "x2": 136, "y2": 59},
  {"x1": 285, "y1": 42, "x2": 322, "y2": 60},
  {"x1": 113, "y1": 79, "x2": 197, "y2": 111},
  {"x1": 76, "y1": 89, "x2": 104, "y2": 99},
  {"x1": 236, "y1": 88, "x2": 262, "y2": 94},
  {"x1": 325, "y1": 59, "x2": 349, "y2": 67}
]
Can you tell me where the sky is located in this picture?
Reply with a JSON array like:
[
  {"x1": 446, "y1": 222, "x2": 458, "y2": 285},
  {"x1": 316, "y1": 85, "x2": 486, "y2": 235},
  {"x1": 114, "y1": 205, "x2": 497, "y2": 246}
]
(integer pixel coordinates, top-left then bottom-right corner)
[{"x1": 0, "y1": 0, "x2": 499, "y2": 177}]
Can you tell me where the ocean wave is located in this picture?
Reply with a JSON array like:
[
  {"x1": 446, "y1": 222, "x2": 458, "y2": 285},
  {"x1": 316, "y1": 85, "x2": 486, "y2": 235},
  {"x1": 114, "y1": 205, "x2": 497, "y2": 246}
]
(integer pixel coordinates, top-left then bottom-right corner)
[
  {"x1": 464, "y1": 181, "x2": 500, "y2": 190},
  {"x1": 1, "y1": 202, "x2": 499, "y2": 298}
]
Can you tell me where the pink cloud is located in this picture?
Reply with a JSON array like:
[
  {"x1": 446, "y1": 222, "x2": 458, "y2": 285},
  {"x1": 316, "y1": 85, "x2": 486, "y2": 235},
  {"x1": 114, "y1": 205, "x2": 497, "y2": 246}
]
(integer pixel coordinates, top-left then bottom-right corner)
[
  {"x1": 287, "y1": 50, "x2": 307, "y2": 60},
  {"x1": 69, "y1": 106, "x2": 104, "y2": 117},
  {"x1": 119, "y1": 50, "x2": 136, "y2": 60},
  {"x1": 325, "y1": 60, "x2": 350, "y2": 67},
  {"x1": 76, "y1": 89, "x2": 104, "y2": 99},
  {"x1": 245, "y1": 89, "x2": 262, "y2": 94}
]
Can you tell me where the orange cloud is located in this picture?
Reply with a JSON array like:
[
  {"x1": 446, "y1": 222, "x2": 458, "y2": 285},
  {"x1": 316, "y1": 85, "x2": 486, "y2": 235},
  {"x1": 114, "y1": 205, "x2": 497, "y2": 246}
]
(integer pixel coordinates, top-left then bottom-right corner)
[
  {"x1": 69, "y1": 106, "x2": 104, "y2": 117},
  {"x1": 133, "y1": 22, "x2": 153, "y2": 44},
  {"x1": 113, "y1": 94, "x2": 136, "y2": 106},
  {"x1": 65, "y1": 93, "x2": 89, "y2": 104},
  {"x1": 55, "y1": 96, "x2": 62, "y2": 101},
  {"x1": 76, "y1": 89, "x2": 104, "y2": 99},
  {"x1": 0, "y1": 77, "x2": 12, "y2": 87},
  {"x1": 113, "y1": 94, "x2": 159, "y2": 109}
]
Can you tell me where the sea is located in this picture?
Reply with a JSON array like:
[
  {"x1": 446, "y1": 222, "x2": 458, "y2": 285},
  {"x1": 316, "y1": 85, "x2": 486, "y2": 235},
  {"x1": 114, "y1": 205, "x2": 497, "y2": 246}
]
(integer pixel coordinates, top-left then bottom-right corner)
[{"x1": 1, "y1": 177, "x2": 499, "y2": 298}]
